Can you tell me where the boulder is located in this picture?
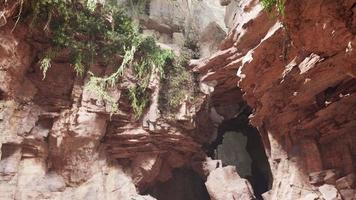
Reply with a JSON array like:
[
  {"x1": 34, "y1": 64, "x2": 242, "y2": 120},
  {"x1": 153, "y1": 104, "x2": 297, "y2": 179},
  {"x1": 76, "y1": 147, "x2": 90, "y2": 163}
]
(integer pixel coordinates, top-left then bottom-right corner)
[
  {"x1": 318, "y1": 184, "x2": 342, "y2": 200},
  {"x1": 205, "y1": 166, "x2": 256, "y2": 200}
]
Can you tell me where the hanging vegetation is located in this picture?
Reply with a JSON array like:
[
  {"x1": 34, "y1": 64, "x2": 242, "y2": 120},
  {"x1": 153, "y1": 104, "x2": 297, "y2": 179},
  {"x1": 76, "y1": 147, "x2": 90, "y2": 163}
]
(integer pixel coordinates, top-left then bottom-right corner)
[{"x1": 21, "y1": 0, "x2": 174, "y2": 117}]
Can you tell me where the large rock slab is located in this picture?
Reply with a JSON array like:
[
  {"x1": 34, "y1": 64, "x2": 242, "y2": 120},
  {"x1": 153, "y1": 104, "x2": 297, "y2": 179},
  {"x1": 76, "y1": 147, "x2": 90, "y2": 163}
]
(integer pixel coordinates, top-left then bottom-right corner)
[{"x1": 205, "y1": 166, "x2": 256, "y2": 200}]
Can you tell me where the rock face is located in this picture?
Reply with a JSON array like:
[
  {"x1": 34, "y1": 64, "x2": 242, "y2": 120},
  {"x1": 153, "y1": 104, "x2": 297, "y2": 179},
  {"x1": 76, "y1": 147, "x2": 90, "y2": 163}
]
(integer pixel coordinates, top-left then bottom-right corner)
[
  {"x1": 137, "y1": 0, "x2": 227, "y2": 57},
  {"x1": 0, "y1": 23, "x2": 153, "y2": 199},
  {"x1": 1, "y1": 0, "x2": 356, "y2": 200},
  {"x1": 0, "y1": 2, "x2": 210, "y2": 199},
  {"x1": 194, "y1": 0, "x2": 356, "y2": 199}
]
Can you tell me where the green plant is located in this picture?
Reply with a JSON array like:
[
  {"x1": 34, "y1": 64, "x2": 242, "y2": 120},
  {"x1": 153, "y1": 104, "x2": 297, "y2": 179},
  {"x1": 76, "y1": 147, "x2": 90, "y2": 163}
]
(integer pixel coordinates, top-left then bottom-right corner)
[
  {"x1": 128, "y1": 38, "x2": 174, "y2": 117},
  {"x1": 159, "y1": 52, "x2": 197, "y2": 115},
  {"x1": 39, "y1": 56, "x2": 52, "y2": 80},
  {"x1": 24, "y1": 0, "x2": 174, "y2": 116},
  {"x1": 261, "y1": 0, "x2": 285, "y2": 16},
  {"x1": 128, "y1": 85, "x2": 150, "y2": 118},
  {"x1": 39, "y1": 50, "x2": 56, "y2": 80}
]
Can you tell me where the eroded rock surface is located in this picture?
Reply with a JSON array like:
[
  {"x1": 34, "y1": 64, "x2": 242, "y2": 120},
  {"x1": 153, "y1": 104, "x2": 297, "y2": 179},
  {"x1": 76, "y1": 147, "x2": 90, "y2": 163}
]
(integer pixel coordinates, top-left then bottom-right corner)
[
  {"x1": 194, "y1": 0, "x2": 356, "y2": 199},
  {"x1": 0, "y1": 4, "x2": 209, "y2": 199},
  {"x1": 1, "y1": 0, "x2": 356, "y2": 199}
]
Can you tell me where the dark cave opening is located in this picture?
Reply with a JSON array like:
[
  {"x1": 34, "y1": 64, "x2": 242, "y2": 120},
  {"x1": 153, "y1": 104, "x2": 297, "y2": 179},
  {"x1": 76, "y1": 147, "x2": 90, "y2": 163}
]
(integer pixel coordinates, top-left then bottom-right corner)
[
  {"x1": 207, "y1": 107, "x2": 273, "y2": 200},
  {"x1": 143, "y1": 168, "x2": 210, "y2": 200},
  {"x1": 0, "y1": 89, "x2": 4, "y2": 100}
]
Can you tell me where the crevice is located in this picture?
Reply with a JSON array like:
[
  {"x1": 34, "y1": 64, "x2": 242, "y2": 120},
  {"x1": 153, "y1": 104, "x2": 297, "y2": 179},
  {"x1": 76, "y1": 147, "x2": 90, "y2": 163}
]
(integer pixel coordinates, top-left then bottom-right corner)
[
  {"x1": 315, "y1": 78, "x2": 356, "y2": 108},
  {"x1": 142, "y1": 168, "x2": 210, "y2": 200}
]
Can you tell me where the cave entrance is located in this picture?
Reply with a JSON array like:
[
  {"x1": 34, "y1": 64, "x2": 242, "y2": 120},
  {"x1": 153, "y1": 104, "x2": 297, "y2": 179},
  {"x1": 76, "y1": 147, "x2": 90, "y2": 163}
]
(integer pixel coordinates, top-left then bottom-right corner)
[
  {"x1": 144, "y1": 168, "x2": 210, "y2": 200},
  {"x1": 208, "y1": 109, "x2": 273, "y2": 199}
]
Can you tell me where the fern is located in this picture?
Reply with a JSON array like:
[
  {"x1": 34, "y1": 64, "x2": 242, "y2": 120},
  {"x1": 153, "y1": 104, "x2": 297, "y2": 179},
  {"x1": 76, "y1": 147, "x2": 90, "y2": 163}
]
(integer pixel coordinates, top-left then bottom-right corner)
[
  {"x1": 39, "y1": 49, "x2": 56, "y2": 80},
  {"x1": 39, "y1": 56, "x2": 52, "y2": 80}
]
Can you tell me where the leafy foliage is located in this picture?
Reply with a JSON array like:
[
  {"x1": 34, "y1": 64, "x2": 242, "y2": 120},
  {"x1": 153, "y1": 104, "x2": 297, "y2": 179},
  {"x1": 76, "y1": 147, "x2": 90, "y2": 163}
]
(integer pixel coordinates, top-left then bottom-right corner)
[
  {"x1": 128, "y1": 85, "x2": 150, "y2": 118},
  {"x1": 159, "y1": 53, "x2": 197, "y2": 115},
  {"x1": 27, "y1": 0, "x2": 174, "y2": 117},
  {"x1": 128, "y1": 39, "x2": 174, "y2": 118},
  {"x1": 39, "y1": 56, "x2": 52, "y2": 80},
  {"x1": 260, "y1": 0, "x2": 285, "y2": 16}
]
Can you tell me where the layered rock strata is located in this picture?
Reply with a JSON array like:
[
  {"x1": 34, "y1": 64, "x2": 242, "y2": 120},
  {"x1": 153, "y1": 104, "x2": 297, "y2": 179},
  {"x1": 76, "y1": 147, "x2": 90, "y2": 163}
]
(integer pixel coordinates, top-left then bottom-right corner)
[
  {"x1": 194, "y1": 0, "x2": 356, "y2": 199},
  {"x1": 1, "y1": 0, "x2": 356, "y2": 199}
]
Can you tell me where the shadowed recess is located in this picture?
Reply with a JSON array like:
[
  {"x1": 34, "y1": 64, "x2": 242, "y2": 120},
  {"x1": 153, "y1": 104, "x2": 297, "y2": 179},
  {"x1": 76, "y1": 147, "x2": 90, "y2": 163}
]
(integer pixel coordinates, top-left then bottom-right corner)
[
  {"x1": 143, "y1": 168, "x2": 210, "y2": 200},
  {"x1": 209, "y1": 108, "x2": 273, "y2": 200}
]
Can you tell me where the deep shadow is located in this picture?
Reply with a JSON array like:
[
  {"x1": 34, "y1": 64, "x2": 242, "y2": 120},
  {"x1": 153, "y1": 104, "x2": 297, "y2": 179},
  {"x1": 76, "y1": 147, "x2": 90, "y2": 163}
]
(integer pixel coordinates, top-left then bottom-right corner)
[
  {"x1": 0, "y1": 89, "x2": 4, "y2": 100},
  {"x1": 144, "y1": 168, "x2": 210, "y2": 200},
  {"x1": 0, "y1": 143, "x2": 19, "y2": 160},
  {"x1": 207, "y1": 107, "x2": 273, "y2": 200}
]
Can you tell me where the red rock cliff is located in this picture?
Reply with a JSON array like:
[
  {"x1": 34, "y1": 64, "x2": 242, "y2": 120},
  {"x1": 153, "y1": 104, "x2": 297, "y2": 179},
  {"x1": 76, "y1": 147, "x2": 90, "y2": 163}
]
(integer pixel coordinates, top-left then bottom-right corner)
[
  {"x1": 0, "y1": 0, "x2": 356, "y2": 200},
  {"x1": 194, "y1": 0, "x2": 356, "y2": 199}
]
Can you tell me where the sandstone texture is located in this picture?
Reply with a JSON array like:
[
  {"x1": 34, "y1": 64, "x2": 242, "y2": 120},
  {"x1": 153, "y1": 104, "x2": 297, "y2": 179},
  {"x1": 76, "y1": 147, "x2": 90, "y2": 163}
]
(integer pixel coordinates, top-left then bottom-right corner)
[
  {"x1": 194, "y1": 0, "x2": 356, "y2": 199},
  {"x1": 1, "y1": 0, "x2": 356, "y2": 200},
  {"x1": 0, "y1": 1, "x2": 211, "y2": 199}
]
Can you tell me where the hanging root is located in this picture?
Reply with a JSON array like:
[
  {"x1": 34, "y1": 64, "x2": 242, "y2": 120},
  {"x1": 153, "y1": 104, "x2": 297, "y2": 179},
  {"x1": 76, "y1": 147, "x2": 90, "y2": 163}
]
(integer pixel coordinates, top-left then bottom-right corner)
[{"x1": 11, "y1": 0, "x2": 23, "y2": 33}]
